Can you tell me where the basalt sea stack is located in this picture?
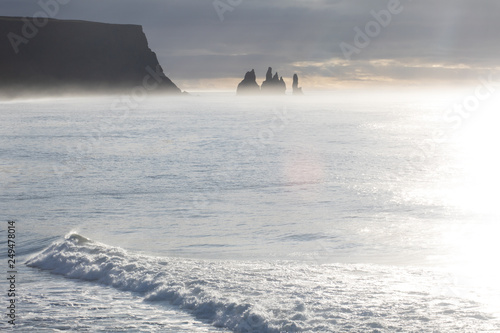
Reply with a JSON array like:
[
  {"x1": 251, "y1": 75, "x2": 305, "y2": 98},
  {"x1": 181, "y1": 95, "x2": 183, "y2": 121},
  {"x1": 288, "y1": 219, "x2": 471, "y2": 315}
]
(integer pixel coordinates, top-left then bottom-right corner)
[
  {"x1": 292, "y1": 74, "x2": 303, "y2": 95},
  {"x1": 260, "y1": 67, "x2": 286, "y2": 94},
  {"x1": 236, "y1": 69, "x2": 260, "y2": 95},
  {"x1": 0, "y1": 16, "x2": 181, "y2": 97},
  {"x1": 237, "y1": 67, "x2": 299, "y2": 95}
]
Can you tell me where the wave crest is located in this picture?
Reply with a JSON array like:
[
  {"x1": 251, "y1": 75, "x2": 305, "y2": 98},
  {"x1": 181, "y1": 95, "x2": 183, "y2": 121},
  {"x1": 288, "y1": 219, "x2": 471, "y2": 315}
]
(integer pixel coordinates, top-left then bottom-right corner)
[
  {"x1": 26, "y1": 234, "x2": 281, "y2": 333},
  {"x1": 26, "y1": 234, "x2": 492, "y2": 332},
  {"x1": 66, "y1": 233, "x2": 91, "y2": 244}
]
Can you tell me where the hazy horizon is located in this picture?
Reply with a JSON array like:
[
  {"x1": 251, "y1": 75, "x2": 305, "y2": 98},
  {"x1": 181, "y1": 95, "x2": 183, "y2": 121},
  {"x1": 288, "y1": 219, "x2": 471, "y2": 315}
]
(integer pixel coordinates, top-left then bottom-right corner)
[
  {"x1": 2, "y1": 0, "x2": 499, "y2": 91},
  {"x1": 3, "y1": 3, "x2": 500, "y2": 330}
]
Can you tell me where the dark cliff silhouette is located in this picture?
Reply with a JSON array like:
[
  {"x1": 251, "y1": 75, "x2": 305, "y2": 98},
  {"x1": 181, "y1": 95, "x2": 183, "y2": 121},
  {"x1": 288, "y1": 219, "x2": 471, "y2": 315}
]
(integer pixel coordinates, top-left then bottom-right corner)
[
  {"x1": 292, "y1": 74, "x2": 303, "y2": 95},
  {"x1": 236, "y1": 69, "x2": 260, "y2": 95},
  {"x1": 0, "y1": 16, "x2": 181, "y2": 97},
  {"x1": 260, "y1": 67, "x2": 286, "y2": 94}
]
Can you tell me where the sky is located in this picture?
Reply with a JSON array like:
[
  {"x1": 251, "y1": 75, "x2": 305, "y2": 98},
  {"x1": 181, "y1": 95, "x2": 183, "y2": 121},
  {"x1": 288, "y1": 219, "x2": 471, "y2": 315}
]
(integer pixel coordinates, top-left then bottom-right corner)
[{"x1": 1, "y1": 0, "x2": 499, "y2": 91}]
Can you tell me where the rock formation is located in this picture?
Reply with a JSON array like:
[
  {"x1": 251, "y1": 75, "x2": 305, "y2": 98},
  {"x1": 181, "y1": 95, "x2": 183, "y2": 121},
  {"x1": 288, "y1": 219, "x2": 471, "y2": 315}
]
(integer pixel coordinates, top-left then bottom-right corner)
[
  {"x1": 236, "y1": 69, "x2": 260, "y2": 95},
  {"x1": 292, "y1": 74, "x2": 303, "y2": 95},
  {"x1": 260, "y1": 67, "x2": 286, "y2": 94},
  {"x1": 0, "y1": 16, "x2": 181, "y2": 97},
  {"x1": 236, "y1": 67, "x2": 303, "y2": 95}
]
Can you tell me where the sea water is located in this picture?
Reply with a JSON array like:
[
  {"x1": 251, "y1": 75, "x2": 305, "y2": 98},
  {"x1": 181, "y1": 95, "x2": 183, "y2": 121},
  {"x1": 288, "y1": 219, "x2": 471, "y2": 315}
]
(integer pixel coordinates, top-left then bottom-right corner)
[{"x1": 1, "y1": 92, "x2": 499, "y2": 332}]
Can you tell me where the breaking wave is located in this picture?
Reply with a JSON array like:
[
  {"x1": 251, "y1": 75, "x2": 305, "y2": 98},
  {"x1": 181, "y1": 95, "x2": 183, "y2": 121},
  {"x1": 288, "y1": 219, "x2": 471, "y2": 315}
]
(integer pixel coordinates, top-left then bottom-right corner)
[
  {"x1": 26, "y1": 233, "x2": 499, "y2": 332},
  {"x1": 26, "y1": 234, "x2": 287, "y2": 332}
]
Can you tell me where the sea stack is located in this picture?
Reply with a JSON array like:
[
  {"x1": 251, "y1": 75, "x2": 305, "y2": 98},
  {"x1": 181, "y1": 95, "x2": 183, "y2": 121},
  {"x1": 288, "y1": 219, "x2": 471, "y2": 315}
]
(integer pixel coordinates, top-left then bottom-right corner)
[
  {"x1": 236, "y1": 67, "x2": 299, "y2": 95},
  {"x1": 292, "y1": 74, "x2": 303, "y2": 95},
  {"x1": 0, "y1": 16, "x2": 181, "y2": 97},
  {"x1": 260, "y1": 67, "x2": 286, "y2": 94},
  {"x1": 236, "y1": 69, "x2": 260, "y2": 95}
]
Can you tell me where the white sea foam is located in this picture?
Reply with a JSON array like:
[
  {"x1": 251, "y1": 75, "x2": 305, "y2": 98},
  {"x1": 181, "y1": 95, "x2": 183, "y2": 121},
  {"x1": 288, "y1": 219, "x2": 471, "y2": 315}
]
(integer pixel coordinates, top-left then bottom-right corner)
[{"x1": 26, "y1": 233, "x2": 500, "y2": 332}]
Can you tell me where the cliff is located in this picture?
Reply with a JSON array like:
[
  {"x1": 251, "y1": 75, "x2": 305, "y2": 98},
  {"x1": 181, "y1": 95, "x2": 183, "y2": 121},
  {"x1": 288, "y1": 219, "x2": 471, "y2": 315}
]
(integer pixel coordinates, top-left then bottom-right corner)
[{"x1": 0, "y1": 16, "x2": 181, "y2": 97}]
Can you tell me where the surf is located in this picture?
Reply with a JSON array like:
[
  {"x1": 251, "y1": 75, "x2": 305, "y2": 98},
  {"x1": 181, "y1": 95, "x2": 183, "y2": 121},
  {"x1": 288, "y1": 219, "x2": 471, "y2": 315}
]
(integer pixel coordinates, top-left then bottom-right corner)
[
  {"x1": 26, "y1": 233, "x2": 500, "y2": 333},
  {"x1": 26, "y1": 233, "x2": 283, "y2": 332}
]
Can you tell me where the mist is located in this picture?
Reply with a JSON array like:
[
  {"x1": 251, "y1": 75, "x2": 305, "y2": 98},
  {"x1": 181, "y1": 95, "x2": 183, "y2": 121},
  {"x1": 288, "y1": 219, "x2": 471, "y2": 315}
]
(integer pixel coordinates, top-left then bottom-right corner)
[{"x1": 1, "y1": 0, "x2": 499, "y2": 91}]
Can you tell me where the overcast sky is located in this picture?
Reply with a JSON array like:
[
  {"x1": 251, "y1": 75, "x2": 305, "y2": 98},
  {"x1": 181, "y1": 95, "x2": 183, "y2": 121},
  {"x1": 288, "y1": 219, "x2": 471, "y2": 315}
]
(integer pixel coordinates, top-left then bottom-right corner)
[{"x1": 2, "y1": 0, "x2": 499, "y2": 90}]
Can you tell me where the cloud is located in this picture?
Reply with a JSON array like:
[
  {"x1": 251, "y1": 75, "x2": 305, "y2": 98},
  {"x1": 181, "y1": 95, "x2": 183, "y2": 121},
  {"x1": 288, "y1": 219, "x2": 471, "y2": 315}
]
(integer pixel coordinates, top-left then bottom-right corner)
[{"x1": 2, "y1": 0, "x2": 499, "y2": 89}]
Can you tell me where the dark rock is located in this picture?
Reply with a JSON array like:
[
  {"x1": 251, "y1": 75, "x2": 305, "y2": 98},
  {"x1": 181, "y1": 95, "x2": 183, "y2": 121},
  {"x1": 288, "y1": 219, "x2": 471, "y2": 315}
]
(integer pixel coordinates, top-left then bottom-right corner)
[
  {"x1": 265, "y1": 67, "x2": 273, "y2": 81},
  {"x1": 236, "y1": 67, "x2": 299, "y2": 95},
  {"x1": 292, "y1": 74, "x2": 303, "y2": 95},
  {"x1": 261, "y1": 67, "x2": 286, "y2": 94},
  {"x1": 236, "y1": 69, "x2": 260, "y2": 95},
  {"x1": 0, "y1": 16, "x2": 181, "y2": 97}
]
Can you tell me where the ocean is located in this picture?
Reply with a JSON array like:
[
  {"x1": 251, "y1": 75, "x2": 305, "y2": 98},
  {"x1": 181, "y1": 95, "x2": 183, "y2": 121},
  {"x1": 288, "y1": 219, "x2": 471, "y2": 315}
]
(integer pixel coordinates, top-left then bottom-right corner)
[{"x1": 1, "y1": 92, "x2": 499, "y2": 332}]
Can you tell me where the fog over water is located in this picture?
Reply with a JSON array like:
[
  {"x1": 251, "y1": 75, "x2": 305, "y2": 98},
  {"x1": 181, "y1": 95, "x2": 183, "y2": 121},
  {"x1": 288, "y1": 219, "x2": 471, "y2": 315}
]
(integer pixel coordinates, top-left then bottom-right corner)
[
  {"x1": 1, "y1": 91, "x2": 499, "y2": 331},
  {"x1": 2, "y1": 0, "x2": 500, "y2": 330}
]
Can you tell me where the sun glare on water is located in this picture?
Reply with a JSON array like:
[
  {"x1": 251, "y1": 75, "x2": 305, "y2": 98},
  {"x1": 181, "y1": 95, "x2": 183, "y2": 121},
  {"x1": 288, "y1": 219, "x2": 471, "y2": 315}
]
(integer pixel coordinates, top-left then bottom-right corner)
[{"x1": 441, "y1": 108, "x2": 500, "y2": 313}]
